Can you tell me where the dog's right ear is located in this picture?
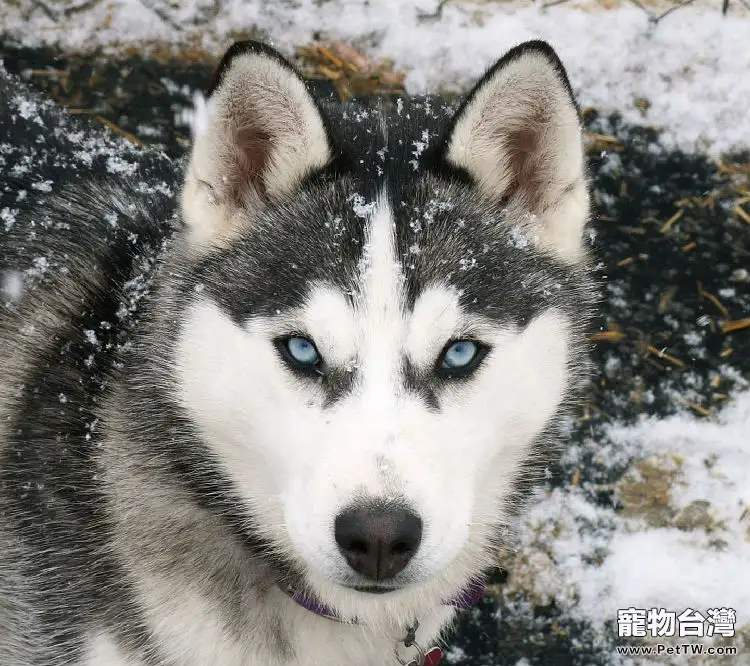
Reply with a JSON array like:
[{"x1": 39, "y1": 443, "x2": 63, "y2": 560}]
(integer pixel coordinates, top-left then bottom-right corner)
[{"x1": 181, "y1": 41, "x2": 332, "y2": 246}]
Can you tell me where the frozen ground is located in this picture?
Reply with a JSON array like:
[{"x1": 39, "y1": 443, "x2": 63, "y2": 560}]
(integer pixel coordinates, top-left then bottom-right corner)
[
  {"x1": 1, "y1": 2, "x2": 750, "y2": 664},
  {"x1": 2, "y1": 0, "x2": 750, "y2": 155},
  {"x1": 498, "y1": 391, "x2": 750, "y2": 664}
]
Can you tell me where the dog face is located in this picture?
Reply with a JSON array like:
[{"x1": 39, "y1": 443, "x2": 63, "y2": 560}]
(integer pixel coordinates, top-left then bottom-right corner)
[{"x1": 173, "y1": 41, "x2": 594, "y2": 622}]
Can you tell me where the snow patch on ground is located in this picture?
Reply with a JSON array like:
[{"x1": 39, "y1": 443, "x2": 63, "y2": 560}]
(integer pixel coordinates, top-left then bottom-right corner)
[
  {"x1": 508, "y1": 392, "x2": 750, "y2": 661},
  {"x1": 2, "y1": 1, "x2": 750, "y2": 155}
]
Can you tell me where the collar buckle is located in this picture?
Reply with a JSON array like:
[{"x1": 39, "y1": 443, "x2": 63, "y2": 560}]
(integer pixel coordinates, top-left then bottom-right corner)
[{"x1": 394, "y1": 621, "x2": 443, "y2": 666}]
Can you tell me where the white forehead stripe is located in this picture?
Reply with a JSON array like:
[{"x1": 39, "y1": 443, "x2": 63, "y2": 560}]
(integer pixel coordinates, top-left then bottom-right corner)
[
  {"x1": 354, "y1": 195, "x2": 405, "y2": 400},
  {"x1": 358, "y1": 194, "x2": 403, "y2": 316}
]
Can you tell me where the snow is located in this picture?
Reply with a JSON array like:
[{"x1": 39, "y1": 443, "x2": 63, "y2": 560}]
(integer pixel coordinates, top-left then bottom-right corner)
[
  {"x1": 510, "y1": 391, "x2": 750, "y2": 659},
  {"x1": 1, "y1": 270, "x2": 23, "y2": 302},
  {"x1": 2, "y1": 1, "x2": 750, "y2": 155}
]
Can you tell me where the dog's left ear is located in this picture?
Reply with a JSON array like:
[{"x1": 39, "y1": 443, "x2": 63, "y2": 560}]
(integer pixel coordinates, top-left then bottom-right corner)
[
  {"x1": 444, "y1": 41, "x2": 588, "y2": 262},
  {"x1": 181, "y1": 41, "x2": 332, "y2": 246}
]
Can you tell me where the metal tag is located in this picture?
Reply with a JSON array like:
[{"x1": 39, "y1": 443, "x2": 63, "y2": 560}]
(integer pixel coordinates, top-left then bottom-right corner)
[{"x1": 396, "y1": 621, "x2": 442, "y2": 666}]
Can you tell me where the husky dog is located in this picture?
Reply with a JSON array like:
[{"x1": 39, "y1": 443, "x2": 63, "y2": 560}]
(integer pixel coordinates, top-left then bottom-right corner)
[{"x1": 0, "y1": 40, "x2": 596, "y2": 666}]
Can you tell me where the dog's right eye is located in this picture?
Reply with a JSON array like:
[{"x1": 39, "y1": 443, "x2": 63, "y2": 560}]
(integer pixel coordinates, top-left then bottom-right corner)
[
  {"x1": 275, "y1": 336, "x2": 325, "y2": 376},
  {"x1": 287, "y1": 337, "x2": 319, "y2": 364}
]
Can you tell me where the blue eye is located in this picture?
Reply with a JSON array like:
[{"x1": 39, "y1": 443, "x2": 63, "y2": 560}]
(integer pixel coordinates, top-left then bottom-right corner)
[
  {"x1": 441, "y1": 340, "x2": 478, "y2": 368},
  {"x1": 437, "y1": 339, "x2": 486, "y2": 377},
  {"x1": 285, "y1": 336, "x2": 320, "y2": 366}
]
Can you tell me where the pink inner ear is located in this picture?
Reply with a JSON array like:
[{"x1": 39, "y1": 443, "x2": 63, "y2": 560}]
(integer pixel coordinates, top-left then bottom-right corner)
[
  {"x1": 504, "y1": 126, "x2": 540, "y2": 206},
  {"x1": 501, "y1": 103, "x2": 556, "y2": 213},
  {"x1": 225, "y1": 123, "x2": 272, "y2": 205}
]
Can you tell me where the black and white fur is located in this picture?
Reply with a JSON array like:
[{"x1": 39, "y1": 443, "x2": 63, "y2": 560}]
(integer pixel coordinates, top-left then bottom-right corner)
[{"x1": 0, "y1": 40, "x2": 597, "y2": 666}]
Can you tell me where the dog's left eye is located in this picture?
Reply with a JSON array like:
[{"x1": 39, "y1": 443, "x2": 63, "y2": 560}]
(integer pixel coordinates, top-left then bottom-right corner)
[
  {"x1": 276, "y1": 335, "x2": 324, "y2": 376},
  {"x1": 436, "y1": 339, "x2": 487, "y2": 377}
]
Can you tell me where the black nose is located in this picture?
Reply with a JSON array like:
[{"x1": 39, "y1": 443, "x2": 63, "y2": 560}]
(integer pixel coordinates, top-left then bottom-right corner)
[{"x1": 334, "y1": 505, "x2": 423, "y2": 581}]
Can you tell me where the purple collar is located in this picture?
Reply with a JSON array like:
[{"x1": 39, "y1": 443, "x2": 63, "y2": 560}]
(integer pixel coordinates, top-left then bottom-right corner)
[
  {"x1": 284, "y1": 581, "x2": 485, "y2": 666},
  {"x1": 285, "y1": 579, "x2": 485, "y2": 623}
]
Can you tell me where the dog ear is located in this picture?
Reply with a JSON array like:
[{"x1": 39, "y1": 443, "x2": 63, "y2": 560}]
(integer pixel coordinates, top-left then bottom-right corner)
[
  {"x1": 444, "y1": 41, "x2": 589, "y2": 262},
  {"x1": 181, "y1": 41, "x2": 332, "y2": 246}
]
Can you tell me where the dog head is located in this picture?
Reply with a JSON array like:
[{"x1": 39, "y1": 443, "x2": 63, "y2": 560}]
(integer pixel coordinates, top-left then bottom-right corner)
[{"x1": 172, "y1": 40, "x2": 595, "y2": 624}]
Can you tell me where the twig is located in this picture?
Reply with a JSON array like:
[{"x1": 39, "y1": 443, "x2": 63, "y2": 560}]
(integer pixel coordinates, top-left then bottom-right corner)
[
  {"x1": 652, "y1": 0, "x2": 698, "y2": 22},
  {"x1": 590, "y1": 329, "x2": 626, "y2": 343},
  {"x1": 660, "y1": 208, "x2": 684, "y2": 234},
  {"x1": 697, "y1": 282, "x2": 729, "y2": 319},
  {"x1": 189, "y1": 0, "x2": 221, "y2": 26},
  {"x1": 658, "y1": 286, "x2": 678, "y2": 313},
  {"x1": 30, "y1": 0, "x2": 59, "y2": 22},
  {"x1": 735, "y1": 203, "x2": 750, "y2": 224},
  {"x1": 64, "y1": 0, "x2": 105, "y2": 16},
  {"x1": 137, "y1": 0, "x2": 183, "y2": 31},
  {"x1": 721, "y1": 318, "x2": 750, "y2": 334},
  {"x1": 647, "y1": 345, "x2": 685, "y2": 369},
  {"x1": 417, "y1": 0, "x2": 452, "y2": 21},
  {"x1": 682, "y1": 399, "x2": 711, "y2": 417},
  {"x1": 96, "y1": 116, "x2": 144, "y2": 147},
  {"x1": 627, "y1": 0, "x2": 659, "y2": 24}
]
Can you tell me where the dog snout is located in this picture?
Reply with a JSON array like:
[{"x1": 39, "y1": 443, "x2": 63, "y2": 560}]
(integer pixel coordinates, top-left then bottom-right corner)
[{"x1": 334, "y1": 504, "x2": 423, "y2": 581}]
